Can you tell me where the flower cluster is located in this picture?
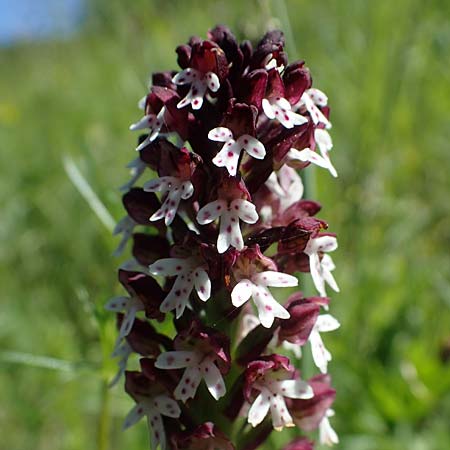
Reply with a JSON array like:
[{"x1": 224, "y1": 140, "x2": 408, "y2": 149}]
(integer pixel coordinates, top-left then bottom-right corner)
[{"x1": 108, "y1": 26, "x2": 340, "y2": 449}]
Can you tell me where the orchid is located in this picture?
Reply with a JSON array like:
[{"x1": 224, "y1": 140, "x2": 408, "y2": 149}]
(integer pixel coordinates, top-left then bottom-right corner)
[
  {"x1": 210, "y1": 127, "x2": 266, "y2": 176},
  {"x1": 197, "y1": 196, "x2": 258, "y2": 253},
  {"x1": 149, "y1": 256, "x2": 211, "y2": 318},
  {"x1": 107, "y1": 25, "x2": 342, "y2": 449},
  {"x1": 245, "y1": 355, "x2": 313, "y2": 430},
  {"x1": 309, "y1": 314, "x2": 341, "y2": 374},
  {"x1": 304, "y1": 235, "x2": 340, "y2": 298}
]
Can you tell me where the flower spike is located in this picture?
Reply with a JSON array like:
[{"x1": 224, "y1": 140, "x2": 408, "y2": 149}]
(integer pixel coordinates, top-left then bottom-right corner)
[{"x1": 109, "y1": 25, "x2": 341, "y2": 450}]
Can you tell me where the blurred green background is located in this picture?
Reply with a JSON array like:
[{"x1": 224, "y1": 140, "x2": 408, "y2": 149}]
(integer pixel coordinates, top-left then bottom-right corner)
[{"x1": 1, "y1": 0, "x2": 449, "y2": 449}]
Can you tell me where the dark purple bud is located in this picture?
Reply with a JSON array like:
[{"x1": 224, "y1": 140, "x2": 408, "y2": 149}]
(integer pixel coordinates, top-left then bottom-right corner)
[
  {"x1": 222, "y1": 102, "x2": 258, "y2": 137},
  {"x1": 279, "y1": 300, "x2": 320, "y2": 345},
  {"x1": 117, "y1": 314, "x2": 160, "y2": 356},
  {"x1": 122, "y1": 188, "x2": 162, "y2": 226},
  {"x1": 283, "y1": 61, "x2": 312, "y2": 105},
  {"x1": 242, "y1": 69, "x2": 268, "y2": 109},
  {"x1": 132, "y1": 233, "x2": 171, "y2": 266},
  {"x1": 176, "y1": 44, "x2": 191, "y2": 69},
  {"x1": 118, "y1": 269, "x2": 165, "y2": 321},
  {"x1": 152, "y1": 70, "x2": 178, "y2": 89},
  {"x1": 290, "y1": 374, "x2": 336, "y2": 431}
]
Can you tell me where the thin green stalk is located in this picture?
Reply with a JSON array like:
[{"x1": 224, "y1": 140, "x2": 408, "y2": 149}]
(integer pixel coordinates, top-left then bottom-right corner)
[{"x1": 98, "y1": 379, "x2": 111, "y2": 450}]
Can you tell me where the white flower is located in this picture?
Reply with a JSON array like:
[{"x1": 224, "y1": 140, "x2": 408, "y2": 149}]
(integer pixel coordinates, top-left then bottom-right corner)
[
  {"x1": 265, "y1": 165, "x2": 304, "y2": 211},
  {"x1": 262, "y1": 53, "x2": 285, "y2": 72},
  {"x1": 108, "y1": 341, "x2": 133, "y2": 387},
  {"x1": 209, "y1": 127, "x2": 266, "y2": 176},
  {"x1": 104, "y1": 295, "x2": 144, "y2": 351},
  {"x1": 130, "y1": 107, "x2": 166, "y2": 151},
  {"x1": 248, "y1": 374, "x2": 313, "y2": 430},
  {"x1": 304, "y1": 235, "x2": 339, "y2": 298},
  {"x1": 298, "y1": 88, "x2": 332, "y2": 129},
  {"x1": 123, "y1": 395, "x2": 181, "y2": 450},
  {"x1": 197, "y1": 198, "x2": 259, "y2": 253},
  {"x1": 155, "y1": 351, "x2": 226, "y2": 402},
  {"x1": 144, "y1": 176, "x2": 194, "y2": 226},
  {"x1": 231, "y1": 270, "x2": 297, "y2": 328},
  {"x1": 286, "y1": 130, "x2": 337, "y2": 178},
  {"x1": 319, "y1": 409, "x2": 339, "y2": 446},
  {"x1": 173, "y1": 68, "x2": 220, "y2": 110},
  {"x1": 314, "y1": 128, "x2": 337, "y2": 177},
  {"x1": 149, "y1": 257, "x2": 211, "y2": 318},
  {"x1": 112, "y1": 215, "x2": 137, "y2": 256},
  {"x1": 262, "y1": 97, "x2": 308, "y2": 129},
  {"x1": 309, "y1": 314, "x2": 340, "y2": 374},
  {"x1": 119, "y1": 157, "x2": 147, "y2": 192}
]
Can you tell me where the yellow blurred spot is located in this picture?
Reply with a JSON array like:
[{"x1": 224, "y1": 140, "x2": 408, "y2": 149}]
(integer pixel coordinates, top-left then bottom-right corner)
[{"x1": 0, "y1": 103, "x2": 20, "y2": 125}]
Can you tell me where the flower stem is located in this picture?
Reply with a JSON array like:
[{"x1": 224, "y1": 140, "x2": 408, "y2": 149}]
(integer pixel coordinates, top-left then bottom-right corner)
[{"x1": 97, "y1": 379, "x2": 111, "y2": 450}]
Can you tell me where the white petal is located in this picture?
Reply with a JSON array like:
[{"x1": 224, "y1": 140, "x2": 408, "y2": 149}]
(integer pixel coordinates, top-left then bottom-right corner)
[
  {"x1": 262, "y1": 99, "x2": 276, "y2": 119},
  {"x1": 216, "y1": 211, "x2": 233, "y2": 254},
  {"x1": 147, "y1": 410, "x2": 165, "y2": 450},
  {"x1": 144, "y1": 176, "x2": 179, "y2": 193},
  {"x1": 155, "y1": 351, "x2": 198, "y2": 370},
  {"x1": 231, "y1": 279, "x2": 253, "y2": 307},
  {"x1": 274, "y1": 97, "x2": 292, "y2": 110},
  {"x1": 265, "y1": 171, "x2": 285, "y2": 197},
  {"x1": 172, "y1": 68, "x2": 199, "y2": 85},
  {"x1": 269, "y1": 395, "x2": 294, "y2": 430},
  {"x1": 229, "y1": 214, "x2": 245, "y2": 251},
  {"x1": 129, "y1": 114, "x2": 154, "y2": 131},
  {"x1": 108, "y1": 357, "x2": 128, "y2": 388},
  {"x1": 308, "y1": 253, "x2": 327, "y2": 297},
  {"x1": 212, "y1": 141, "x2": 241, "y2": 176},
  {"x1": 159, "y1": 275, "x2": 194, "y2": 318},
  {"x1": 315, "y1": 314, "x2": 340, "y2": 333},
  {"x1": 104, "y1": 296, "x2": 129, "y2": 311},
  {"x1": 307, "y1": 88, "x2": 328, "y2": 107},
  {"x1": 123, "y1": 402, "x2": 146, "y2": 430},
  {"x1": 248, "y1": 389, "x2": 271, "y2": 427},
  {"x1": 208, "y1": 127, "x2": 234, "y2": 142},
  {"x1": 301, "y1": 92, "x2": 331, "y2": 128},
  {"x1": 149, "y1": 258, "x2": 188, "y2": 276},
  {"x1": 253, "y1": 286, "x2": 290, "y2": 328},
  {"x1": 322, "y1": 267, "x2": 340, "y2": 294},
  {"x1": 153, "y1": 395, "x2": 181, "y2": 418},
  {"x1": 319, "y1": 414, "x2": 339, "y2": 446},
  {"x1": 231, "y1": 199, "x2": 259, "y2": 224},
  {"x1": 237, "y1": 135, "x2": 266, "y2": 160},
  {"x1": 205, "y1": 71, "x2": 220, "y2": 92},
  {"x1": 174, "y1": 366, "x2": 202, "y2": 402},
  {"x1": 177, "y1": 80, "x2": 207, "y2": 110},
  {"x1": 116, "y1": 303, "x2": 139, "y2": 343},
  {"x1": 196, "y1": 200, "x2": 227, "y2": 225},
  {"x1": 272, "y1": 379, "x2": 314, "y2": 399},
  {"x1": 193, "y1": 268, "x2": 211, "y2": 301},
  {"x1": 307, "y1": 236, "x2": 338, "y2": 254},
  {"x1": 290, "y1": 148, "x2": 331, "y2": 169},
  {"x1": 161, "y1": 187, "x2": 183, "y2": 226},
  {"x1": 180, "y1": 181, "x2": 194, "y2": 200},
  {"x1": 252, "y1": 271, "x2": 298, "y2": 288},
  {"x1": 190, "y1": 80, "x2": 208, "y2": 110},
  {"x1": 148, "y1": 207, "x2": 165, "y2": 223},
  {"x1": 201, "y1": 359, "x2": 226, "y2": 400},
  {"x1": 138, "y1": 95, "x2": 147, "y2": 110},
  {"x1": 310, "y1": 330, "x2": 332, "y2": 374},
  {"x1": 315, "y1": 128, "x2": 333, "y2": 152}
]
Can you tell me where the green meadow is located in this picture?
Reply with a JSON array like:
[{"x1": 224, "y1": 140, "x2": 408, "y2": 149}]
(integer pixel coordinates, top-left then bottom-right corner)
[{"x1": 1, "y1": 0, "x2": 449, "y2": 449}]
